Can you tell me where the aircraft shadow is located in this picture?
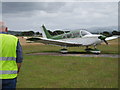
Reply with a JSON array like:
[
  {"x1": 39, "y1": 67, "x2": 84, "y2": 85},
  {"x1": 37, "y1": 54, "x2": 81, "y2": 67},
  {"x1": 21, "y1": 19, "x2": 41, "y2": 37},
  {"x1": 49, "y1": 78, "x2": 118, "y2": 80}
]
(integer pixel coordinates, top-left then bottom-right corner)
[{"x1": 43, "y1": 51, "x2": 93, "y2": 54}]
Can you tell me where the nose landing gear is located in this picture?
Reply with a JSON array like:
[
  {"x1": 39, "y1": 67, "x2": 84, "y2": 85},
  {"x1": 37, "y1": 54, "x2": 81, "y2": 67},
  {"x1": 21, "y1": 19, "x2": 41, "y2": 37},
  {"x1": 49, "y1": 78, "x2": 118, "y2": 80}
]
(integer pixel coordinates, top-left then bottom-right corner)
[
  {"x1": 60, "y1": 48, "x2": 68, "y2": 54},
  {"x1": 85, "y1": 46, "x2": 101, "y2": 54}
]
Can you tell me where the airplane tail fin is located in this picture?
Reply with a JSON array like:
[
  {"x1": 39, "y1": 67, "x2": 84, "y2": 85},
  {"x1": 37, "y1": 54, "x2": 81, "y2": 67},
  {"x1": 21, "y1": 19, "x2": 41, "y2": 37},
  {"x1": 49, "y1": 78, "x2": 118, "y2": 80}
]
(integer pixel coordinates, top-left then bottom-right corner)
[{"x1": 41, "y1": 25, "x2": 52, "y2": 39}]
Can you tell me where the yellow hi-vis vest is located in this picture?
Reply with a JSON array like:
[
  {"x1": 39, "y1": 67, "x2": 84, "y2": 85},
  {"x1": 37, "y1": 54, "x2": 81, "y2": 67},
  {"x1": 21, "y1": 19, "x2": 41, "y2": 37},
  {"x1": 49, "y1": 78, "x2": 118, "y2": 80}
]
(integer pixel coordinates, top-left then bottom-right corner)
[{"x1": 0, "y1": 34, "x2": 18, "y2": 79}]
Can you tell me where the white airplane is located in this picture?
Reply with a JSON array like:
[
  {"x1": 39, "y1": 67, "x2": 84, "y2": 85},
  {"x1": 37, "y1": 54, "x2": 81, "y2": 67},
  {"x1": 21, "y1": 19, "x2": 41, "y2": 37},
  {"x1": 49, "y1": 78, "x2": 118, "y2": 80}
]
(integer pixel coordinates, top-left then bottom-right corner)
[{"x1": 26, "y1": 25, "x2": 118, "y2": 54}]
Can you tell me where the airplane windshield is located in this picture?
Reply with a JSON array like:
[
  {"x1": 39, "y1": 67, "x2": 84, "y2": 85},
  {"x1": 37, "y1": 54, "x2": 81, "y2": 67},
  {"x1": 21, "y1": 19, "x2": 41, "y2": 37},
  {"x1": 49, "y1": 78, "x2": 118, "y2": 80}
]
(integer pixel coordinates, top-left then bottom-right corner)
[{"x1": 80, "y1": 30, "x2": 92, "y2": 36}]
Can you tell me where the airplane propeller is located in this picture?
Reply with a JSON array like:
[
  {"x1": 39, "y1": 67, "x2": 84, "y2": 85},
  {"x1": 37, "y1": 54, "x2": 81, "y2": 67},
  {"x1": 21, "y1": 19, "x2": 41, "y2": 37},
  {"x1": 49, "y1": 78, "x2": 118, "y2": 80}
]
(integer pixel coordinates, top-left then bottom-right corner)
[{"x1": 98, "y1": 35, "x2": 108, "y2": 45}]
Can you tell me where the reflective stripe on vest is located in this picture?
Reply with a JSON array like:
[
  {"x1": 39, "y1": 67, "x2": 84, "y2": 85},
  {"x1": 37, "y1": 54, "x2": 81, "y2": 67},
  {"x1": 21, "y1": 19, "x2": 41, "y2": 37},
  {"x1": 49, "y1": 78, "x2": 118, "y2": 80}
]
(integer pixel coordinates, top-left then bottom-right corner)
[
  {"x1": 0, "y1": 70, "x2": 17, "y2": 74},
  {"x1": 0, "y1": 57, "x2": 16, "y2": 61}
]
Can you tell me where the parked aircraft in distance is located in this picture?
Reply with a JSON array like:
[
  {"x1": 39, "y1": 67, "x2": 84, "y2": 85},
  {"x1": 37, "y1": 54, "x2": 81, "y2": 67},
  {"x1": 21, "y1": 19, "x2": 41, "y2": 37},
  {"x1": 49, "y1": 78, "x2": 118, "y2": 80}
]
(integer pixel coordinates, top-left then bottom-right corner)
[{"x1": 26, "y1": 25, "x2": 118, "y2": 54}]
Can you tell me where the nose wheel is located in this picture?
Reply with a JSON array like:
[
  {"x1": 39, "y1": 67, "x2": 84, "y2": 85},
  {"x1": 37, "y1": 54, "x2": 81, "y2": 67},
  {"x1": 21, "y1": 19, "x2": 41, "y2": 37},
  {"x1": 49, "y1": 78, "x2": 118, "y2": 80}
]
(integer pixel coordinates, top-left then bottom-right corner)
[
  {"x1": 85, "y1": 46, "x2": 101, "y2": 54},
  {"x1": 60, "y1": 48, "x2": 68, "y2": 54}
]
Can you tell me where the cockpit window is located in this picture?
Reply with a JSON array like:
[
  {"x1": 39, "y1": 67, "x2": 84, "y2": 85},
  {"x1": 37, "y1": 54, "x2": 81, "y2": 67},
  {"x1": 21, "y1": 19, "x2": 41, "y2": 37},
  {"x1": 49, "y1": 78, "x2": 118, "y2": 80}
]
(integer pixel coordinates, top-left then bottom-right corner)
[
  {"x1": 66, "y1": 34, "x2": 72, "y2": 38},
  {"x1": 72, "y1": 32, "x2": 80, "y2": 38},
  {"x1": 62, "y1": 30, "x2": 91, "y2": 39},
  {"x1": 80, "y1": 30, "x2": 92, "y2": 36},
  {"x1": 63, "y1": 32, "x2": 80, "y2": 38}
]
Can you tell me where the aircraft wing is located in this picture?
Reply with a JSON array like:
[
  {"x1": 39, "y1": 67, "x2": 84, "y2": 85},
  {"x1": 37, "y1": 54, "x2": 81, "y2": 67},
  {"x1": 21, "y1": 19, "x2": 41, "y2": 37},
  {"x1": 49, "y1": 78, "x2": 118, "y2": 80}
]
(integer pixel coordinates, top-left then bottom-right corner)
[
  {"x1": 26, "y1": 37, "x2": 82, "y2": 47},
  {"x1": 105, "y1": 36, "x2": 119, "y2": 41}
]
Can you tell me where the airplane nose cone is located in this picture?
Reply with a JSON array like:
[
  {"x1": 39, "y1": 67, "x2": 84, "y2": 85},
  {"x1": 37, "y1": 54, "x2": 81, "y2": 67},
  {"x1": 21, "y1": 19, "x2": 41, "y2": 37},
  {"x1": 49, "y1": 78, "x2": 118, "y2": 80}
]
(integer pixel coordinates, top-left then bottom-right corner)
[
  {"x1": 98, "y1": 35, "x2": 108, "y2": 45},
  {"x1": 98, "y1": 35, "x2": 107, "y2": 40}
]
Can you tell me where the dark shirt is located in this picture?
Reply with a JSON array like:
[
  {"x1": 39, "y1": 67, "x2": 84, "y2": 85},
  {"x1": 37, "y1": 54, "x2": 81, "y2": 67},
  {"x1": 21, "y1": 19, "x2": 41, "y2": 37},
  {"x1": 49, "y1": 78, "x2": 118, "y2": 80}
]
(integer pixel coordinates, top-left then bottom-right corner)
[
  {"x1": 16, "y1": 40, "x2": 23, "y2": 63},
  {"x1": 0, "y1": 32, "x2": 23, "y2": 63}
]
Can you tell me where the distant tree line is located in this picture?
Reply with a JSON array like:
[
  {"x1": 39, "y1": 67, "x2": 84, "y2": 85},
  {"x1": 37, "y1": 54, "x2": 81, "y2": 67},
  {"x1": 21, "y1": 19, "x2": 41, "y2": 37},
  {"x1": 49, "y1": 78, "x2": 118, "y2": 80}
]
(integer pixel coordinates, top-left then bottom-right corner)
[
  {"x1": 13, "y1": 30, "x2": 120, "y2": 37},
  {"x1": 101, "y1": 30, "x2": 120, "y2": 37},
  {"x1": 21, "y1": 31, "x2": 35, "y2": 36},
  {"x1": 15, "y1": 31, "x2": 42, "y2": 36},
  {"x1": 47, "y1": 30, "x2": 120, "y2": 37},
  {"x1": 47, "y1": 30, "x2": 70, "y2": 36}
]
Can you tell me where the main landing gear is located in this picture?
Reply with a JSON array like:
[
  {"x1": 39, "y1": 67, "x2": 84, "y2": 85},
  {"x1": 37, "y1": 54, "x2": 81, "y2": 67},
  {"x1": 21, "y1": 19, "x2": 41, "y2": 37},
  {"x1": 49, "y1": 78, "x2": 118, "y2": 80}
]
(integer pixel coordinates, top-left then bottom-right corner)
[{"x1": 85, "y1": 46, "x2": 101, "y2": 54}]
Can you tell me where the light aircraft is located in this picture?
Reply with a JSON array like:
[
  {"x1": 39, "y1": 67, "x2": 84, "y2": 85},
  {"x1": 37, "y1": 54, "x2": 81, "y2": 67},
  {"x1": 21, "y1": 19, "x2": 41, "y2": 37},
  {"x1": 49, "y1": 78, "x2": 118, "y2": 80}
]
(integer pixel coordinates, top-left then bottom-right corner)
[{"x1": 26, "y1": 25, "x2": 118, "y2": 54}]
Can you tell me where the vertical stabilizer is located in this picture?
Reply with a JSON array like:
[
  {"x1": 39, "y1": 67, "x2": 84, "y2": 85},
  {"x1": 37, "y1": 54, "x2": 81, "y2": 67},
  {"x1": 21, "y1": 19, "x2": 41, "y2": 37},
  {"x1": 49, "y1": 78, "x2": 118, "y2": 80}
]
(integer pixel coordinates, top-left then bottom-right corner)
[{"x1": 41, "y1": 25, "x2": 52, "y2": 39}]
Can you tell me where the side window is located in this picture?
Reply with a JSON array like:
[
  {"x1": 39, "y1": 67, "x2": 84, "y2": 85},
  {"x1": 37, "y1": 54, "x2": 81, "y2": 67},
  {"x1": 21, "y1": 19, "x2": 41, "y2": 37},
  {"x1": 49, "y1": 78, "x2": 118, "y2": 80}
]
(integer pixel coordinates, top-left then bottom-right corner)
[
  {"x1": 67, "y1": 34, "x2": 71, "y2": 38},
  {"x1": 63, "y1": 35, "x2": 66, "y2": 38},
  {"x1": 73, "y1": 32, "x2": 80, "y2": 38},
  {"x1": 62, "y1": 33, "x2": 72, "y2": 38}
]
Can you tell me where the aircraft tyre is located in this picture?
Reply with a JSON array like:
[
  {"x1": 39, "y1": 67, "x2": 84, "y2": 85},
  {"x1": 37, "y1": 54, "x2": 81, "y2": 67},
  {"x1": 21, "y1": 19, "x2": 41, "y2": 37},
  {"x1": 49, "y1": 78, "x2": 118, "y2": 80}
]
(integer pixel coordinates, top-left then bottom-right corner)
[
  {"x1": 60, "y1": 48, "x2": 68, "y2": 54},
  {"x1": 85, "y1": 48, "x2": 101, "y2": 54}
]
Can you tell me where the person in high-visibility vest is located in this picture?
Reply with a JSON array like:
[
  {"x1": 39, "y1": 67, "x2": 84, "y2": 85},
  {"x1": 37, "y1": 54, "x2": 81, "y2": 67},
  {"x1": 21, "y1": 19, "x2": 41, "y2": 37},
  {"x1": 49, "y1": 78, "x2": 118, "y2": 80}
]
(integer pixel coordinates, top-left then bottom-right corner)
[{"x1": 0, "y1": 22, "x2": 23, "y2": 89}]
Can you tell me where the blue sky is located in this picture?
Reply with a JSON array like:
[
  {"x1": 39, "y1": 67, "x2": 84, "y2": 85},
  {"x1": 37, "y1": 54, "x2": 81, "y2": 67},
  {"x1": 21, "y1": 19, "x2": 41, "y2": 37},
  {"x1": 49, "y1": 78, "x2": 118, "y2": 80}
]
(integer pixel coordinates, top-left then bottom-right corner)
[{"x1": 0, "y1": 0, "x2": 118, "y2": 31}]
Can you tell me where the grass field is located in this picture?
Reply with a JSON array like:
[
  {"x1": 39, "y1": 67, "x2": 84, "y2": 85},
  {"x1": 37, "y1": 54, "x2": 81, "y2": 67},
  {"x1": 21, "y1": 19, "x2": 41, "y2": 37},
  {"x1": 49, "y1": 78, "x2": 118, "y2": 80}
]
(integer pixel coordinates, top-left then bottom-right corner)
[{"x1": 16, "y1": 38, "x2": 119, "y2": 88}]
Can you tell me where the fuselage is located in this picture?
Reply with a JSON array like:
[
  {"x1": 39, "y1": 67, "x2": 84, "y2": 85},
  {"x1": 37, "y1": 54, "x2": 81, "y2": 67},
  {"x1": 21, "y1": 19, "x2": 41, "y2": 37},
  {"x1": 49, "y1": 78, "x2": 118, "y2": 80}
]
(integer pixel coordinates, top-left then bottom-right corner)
[{"x1": 48, "y1": 30, "x2": 102, "y2": 46}]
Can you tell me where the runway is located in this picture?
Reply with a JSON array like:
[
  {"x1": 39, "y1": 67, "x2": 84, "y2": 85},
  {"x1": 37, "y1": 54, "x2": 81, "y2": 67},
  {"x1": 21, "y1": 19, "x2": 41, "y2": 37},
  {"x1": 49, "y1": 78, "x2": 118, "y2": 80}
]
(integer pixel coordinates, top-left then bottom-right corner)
[{"x1": 26, "y1": 52, "x2": 119, "y2": 58}]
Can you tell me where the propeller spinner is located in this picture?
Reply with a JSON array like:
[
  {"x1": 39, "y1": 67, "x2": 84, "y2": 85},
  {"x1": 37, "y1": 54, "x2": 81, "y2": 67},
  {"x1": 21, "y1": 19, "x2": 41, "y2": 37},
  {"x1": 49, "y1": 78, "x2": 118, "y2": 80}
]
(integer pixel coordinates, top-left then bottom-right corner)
[{"x1": 98, "y1": 35, "x2": 108, "y2": 45}]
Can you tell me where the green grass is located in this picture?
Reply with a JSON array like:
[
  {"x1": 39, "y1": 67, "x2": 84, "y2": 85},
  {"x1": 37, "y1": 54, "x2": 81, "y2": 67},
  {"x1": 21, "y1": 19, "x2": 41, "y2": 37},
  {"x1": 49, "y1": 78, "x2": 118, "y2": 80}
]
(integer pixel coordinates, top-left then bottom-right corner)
[
  {"x1": 16, "y1": 39, "x2": 119, "y2": 88},
  {"x1": 17, "y1": 55, "x2": 118, "y2": 88},
  {"x1": 22, "y1": 44, "x2": 118, "y2": 54}
]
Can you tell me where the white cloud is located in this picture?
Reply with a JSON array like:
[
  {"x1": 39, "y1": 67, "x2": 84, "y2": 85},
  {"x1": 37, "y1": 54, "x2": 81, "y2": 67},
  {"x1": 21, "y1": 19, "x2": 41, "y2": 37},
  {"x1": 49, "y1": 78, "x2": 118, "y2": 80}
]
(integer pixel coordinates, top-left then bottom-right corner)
[
  {"x1": 2, "y1": 0, "x2": 120, "y2": 2},
  {"x1": 1, "y1": 2, "x2": 118, "y2": 31}
]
